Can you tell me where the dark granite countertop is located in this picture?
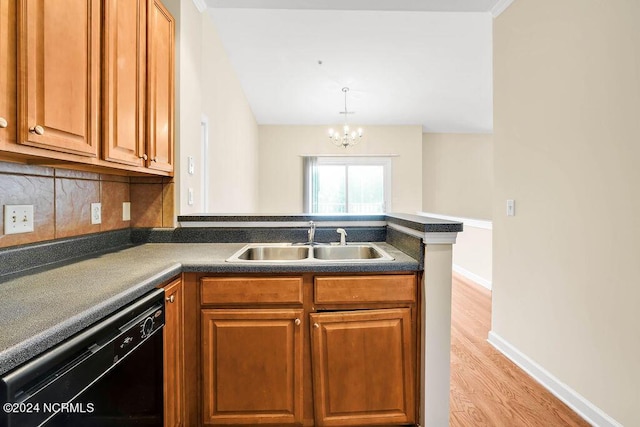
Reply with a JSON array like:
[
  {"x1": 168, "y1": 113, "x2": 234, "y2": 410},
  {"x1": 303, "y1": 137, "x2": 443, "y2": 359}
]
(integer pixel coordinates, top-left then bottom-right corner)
[
  {"x1": 385, "y1": 213, "x2": 464, "y2": 233},
  {"x1": 0, "y1": 242, "x2": 418, "y2": 375},
  {"x1": 177, "y1": 213, "x2": 464, "y2": 233},
  {"x1": 178, "y1": 213, "x2": 388, "y2": 223}
]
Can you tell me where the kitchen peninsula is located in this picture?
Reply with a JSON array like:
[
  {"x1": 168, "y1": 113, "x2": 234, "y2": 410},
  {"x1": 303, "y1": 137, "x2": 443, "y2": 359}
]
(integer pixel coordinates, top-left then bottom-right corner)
[{"x1": 0, "y1": 213, "x2": 461, "y2": 427}]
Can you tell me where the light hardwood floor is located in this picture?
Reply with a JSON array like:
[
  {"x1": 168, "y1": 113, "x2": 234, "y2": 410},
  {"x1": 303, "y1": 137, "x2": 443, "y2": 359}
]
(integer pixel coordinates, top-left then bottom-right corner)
[{"x1": 449, "y1": 275, "x2": 590, "y2": 427}]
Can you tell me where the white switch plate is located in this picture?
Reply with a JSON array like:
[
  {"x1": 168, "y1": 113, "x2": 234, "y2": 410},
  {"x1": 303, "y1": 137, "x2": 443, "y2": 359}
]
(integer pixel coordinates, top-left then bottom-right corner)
[
  {"x1": 188, "y1": 156, "x2": 195, "y2": 175},
  {"x1": 4, "y1": 205, "x2": 34, "y2": 235},
  {"x1": 91, "y1": 203, "x2": 102, "y2": 225},
  {"x1": 122, "y1": 202, "x2": 131, "y2": 221},
  {"x1": 506, "y1": 199, "x2": 516, "y2": 216}
]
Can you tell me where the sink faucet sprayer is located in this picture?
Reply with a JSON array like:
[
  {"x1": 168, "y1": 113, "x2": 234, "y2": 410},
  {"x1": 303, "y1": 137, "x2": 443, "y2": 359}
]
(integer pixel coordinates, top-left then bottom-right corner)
[{"x1": 336, "y1": 228, "x2": 347, "y2": 246}]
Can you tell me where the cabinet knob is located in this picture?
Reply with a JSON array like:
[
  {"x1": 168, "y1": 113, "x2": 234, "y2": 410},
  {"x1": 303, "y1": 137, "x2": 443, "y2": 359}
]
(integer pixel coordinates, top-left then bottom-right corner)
[
  {"x1": 0, "y1": 117, "x2": 7, "y2": 128},
  {"x1": 313, "y1": 323, "x2": 319, "y2": 329},
  {"x1": 166, "y1": 295, "x2": 175, "y2": 303},
  {"x1": 294, "y1": 318, "x2": 301, "y2": 326},
  {"x1": 152, "y1": 157, "x2": 158, "y2": 162},
  {"x1": 140, "y1": 154, "x2": 148, "y2": 160},
  {"x1": 29, "y1": 125, "x2": 44, "y2": 135}
]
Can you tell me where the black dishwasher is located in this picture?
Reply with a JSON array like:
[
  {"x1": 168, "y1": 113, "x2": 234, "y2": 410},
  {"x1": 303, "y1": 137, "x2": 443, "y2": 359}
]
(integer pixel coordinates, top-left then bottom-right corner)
[{"x1": 0, "y1": 288, "x2": 165, "y2": 427}]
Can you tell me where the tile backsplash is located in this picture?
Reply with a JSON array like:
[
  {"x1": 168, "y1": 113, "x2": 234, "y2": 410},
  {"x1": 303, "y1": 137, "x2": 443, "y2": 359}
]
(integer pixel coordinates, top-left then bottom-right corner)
[{"x1": 0, "y1": 161, "x2": 174, "y2": 248}]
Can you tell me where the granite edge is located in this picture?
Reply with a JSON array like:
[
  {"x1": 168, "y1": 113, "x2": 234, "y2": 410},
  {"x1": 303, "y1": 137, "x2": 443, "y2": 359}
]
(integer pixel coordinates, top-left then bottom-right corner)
[
  {"x1": 177, "y1": 214, "x2": 387, "y2": 222},
  {"x1": 385, "y1": 213, "x2": 464, "y2": 232}
]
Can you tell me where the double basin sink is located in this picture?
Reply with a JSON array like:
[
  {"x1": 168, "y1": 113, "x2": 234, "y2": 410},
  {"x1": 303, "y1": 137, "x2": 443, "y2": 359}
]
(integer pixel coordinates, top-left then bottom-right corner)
[{"x1": 226, "y1": 243, "x2": 394, "y2": 263}]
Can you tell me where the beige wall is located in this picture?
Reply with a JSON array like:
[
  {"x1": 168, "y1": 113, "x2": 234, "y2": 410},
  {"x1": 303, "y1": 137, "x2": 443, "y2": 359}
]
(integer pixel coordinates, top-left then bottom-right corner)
[
  {"x1": 493, "y1": 1, "x2": 640, "y2": 425},
  {"x1": 165, "y1": 1, "x2": 259, "y2": 215},
  {"x1": 201, "y1": 14, "x2": 259, "y2": 213},
  {"x1": 257, "y1": 125, "x2": 423, "y2": 213},
  {"x1": 422, "y1": 133, "x2": 492, "y2": 220},
  {"x1": 172, "y1": 0, "x2": 204, "y2": 216},
  {"x1": 453, "y1": 224, "x2": 492, "y2": 288}
]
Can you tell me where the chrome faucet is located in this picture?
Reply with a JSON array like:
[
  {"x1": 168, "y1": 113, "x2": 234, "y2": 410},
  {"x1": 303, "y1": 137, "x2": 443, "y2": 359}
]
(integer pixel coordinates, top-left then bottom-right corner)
[{"x1": 307, "y1": 221, "x2": 316, "y2": 244}]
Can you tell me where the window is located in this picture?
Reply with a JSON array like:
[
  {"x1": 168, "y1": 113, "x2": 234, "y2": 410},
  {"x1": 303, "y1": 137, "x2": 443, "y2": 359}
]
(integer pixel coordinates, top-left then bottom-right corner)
[{"x1": 303, "y1": 157, "x2": 392, "y2": 213}]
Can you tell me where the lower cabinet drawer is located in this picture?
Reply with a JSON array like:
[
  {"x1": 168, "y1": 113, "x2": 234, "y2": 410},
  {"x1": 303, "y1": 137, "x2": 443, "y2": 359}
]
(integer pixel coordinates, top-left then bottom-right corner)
[
  {"x1": 200, "y1": 276, "x2": 303, "y2": 305},
  {"x1": 314, "y1": 275, "x2": 417, "y2": 305}
]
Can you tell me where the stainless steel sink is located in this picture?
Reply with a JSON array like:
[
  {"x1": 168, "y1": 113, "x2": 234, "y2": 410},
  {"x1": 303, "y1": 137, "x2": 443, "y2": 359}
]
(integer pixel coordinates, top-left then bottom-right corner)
[
  {"x1": 236, "y1": 245, "x2": 310, "y2": 261},
  {"x1": 226, "y1": 243, "x2": 394, "y2": 263},
  {"x1": 313, "y1": 245, "x2": 390, "y2": 261}
]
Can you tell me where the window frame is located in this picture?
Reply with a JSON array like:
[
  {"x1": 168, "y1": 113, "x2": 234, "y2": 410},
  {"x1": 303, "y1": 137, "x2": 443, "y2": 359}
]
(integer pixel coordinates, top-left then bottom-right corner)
[{"x1": 303, "y1": 156, "x2": 392, "y2": 214}]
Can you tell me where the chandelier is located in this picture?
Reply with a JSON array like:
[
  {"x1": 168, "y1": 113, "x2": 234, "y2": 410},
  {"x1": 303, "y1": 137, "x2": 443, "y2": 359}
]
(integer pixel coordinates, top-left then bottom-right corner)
[{"x1": 328, "y1": 87, "x2": 363, "y2": 148}]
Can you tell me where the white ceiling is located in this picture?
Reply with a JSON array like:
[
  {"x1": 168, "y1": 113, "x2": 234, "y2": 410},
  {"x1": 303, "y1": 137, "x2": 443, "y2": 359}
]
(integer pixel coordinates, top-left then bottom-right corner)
[{"x1": 204, "y1": 0, "x2": 507, "y2": 133}]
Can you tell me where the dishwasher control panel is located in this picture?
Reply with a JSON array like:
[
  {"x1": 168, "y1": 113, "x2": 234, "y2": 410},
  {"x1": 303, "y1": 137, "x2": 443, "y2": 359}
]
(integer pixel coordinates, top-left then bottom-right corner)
[{"x1": 114, "y1": 305, "x2": 164, "y2": 362}]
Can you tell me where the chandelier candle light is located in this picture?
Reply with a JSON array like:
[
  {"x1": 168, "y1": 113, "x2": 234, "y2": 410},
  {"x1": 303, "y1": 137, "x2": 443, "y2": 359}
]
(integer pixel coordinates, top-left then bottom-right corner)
[{"x1": 328, "y1": 87, "x2": 363, "y2": 148}]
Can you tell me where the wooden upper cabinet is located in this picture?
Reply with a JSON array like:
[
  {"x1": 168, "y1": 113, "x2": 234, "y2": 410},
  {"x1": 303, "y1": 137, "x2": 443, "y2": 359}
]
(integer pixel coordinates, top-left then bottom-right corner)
[
  {"x1": 17, "y1": 0, "x2": 100, "y2": 157},
  {"x1": 0, "y1": 0, "x2": 16, "y2": 147},
  {"x1": 147, "y1": 0, "x2": 174, "y2": 173},
  {"x1": 103, "y1": 0, "x2": 146, "y2": 167},
  {"x1": 310, "y1": 308, "x2": 415, "y2": 426}
]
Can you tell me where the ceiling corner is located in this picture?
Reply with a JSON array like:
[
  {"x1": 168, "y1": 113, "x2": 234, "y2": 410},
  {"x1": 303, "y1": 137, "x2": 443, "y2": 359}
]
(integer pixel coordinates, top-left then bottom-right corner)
[
  {"x1": 192, "y1": 0, "x2": 207, "y2": 13},
  {"x1": 491, "y1": 0, "x2": 515, "y2": 17}
]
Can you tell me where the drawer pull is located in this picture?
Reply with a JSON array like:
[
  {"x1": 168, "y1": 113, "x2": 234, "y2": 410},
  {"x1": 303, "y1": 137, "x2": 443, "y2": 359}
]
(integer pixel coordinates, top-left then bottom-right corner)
[
  {"x1": 29, "y1": 125, "x2": 44, "y2": 135},
  {"x1": 313, "y1": 323, "x2": 319, "y2": 329},
  {"x1": 0, "y1": 117, "x2": 7, "y2": 128}
]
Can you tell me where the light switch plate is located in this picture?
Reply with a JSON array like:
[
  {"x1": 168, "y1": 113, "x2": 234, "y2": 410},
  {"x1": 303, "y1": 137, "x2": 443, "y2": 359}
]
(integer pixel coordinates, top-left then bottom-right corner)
[
  {"x1": 506, "y1": 199, "x2": 515, "y2": 216},
  {"x1": 4, "y1": 205, "x2": 34, "y2": 235},
  {"x1": 188, "y1": 156, "x2": 195, "y2": 175},
  {"x1": 91, "y1": 203, "x2": 102, "y2": 225}
]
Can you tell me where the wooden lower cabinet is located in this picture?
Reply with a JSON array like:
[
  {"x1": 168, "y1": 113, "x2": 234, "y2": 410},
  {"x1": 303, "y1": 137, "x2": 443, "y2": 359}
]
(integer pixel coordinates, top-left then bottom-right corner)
[
  {"x1": 310, "y1": 309, "x2": 415, "y2": 426},
  {"x1": 163, "y1": 278, "x2": 185, "y2": 427},
  {"x1": 201, "y1": 309, "x2": 304, "y2": 426},
  {"x1": 194, "y1": 273, "x2": 418, "y2": 427}
]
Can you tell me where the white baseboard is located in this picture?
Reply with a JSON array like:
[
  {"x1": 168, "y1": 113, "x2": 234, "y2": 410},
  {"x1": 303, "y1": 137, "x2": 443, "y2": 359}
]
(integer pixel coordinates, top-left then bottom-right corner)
[
  {"x1": 453, "y1": 264, "x2": 492, "y2": 290},
  {"x1": 487, "y1": 331, "x2": 623, "y2": 427}
]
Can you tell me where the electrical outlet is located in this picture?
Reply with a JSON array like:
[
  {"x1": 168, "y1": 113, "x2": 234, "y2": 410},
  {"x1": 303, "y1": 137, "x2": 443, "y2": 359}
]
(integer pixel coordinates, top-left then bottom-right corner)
[
  {"x1": 122, "y1": 202, "x2": 131, "y2": 221},
  {"x1": 91, "y1": 203, "x2": 102, "y2": 225},
  {"x1": 4, "y1": 205, "x2": 34, "y2": 235}
]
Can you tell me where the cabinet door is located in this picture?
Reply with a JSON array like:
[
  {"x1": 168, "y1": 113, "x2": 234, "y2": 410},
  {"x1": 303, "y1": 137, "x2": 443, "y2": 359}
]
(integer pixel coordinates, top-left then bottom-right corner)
[
  {"x1": 17, "y1": 0, "x2": 100, "y2": 157},
  {"x1": 103, "y1": 0, "x2": 145, "y2": 167},
  {"x1": 146, "y1": 0, "x2": 174, "y2": 173},
  {"x1": 164, "y1": 278, "x2": 185, "y2": 427},
  {"x1": 201, "y1": 309, "x2": 304, "y2": 426},
  {"x1": 0, "y1": 0, "x2": 16, "y2": 147},
  {"x1": 310, "y1": 309, "x2": 415, "y2": 426}
]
